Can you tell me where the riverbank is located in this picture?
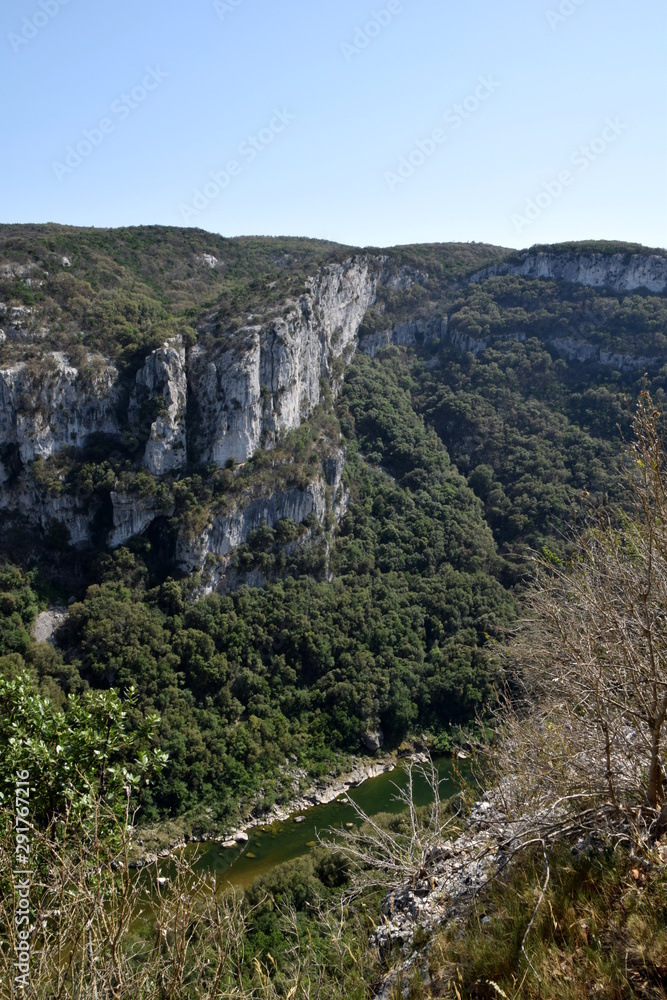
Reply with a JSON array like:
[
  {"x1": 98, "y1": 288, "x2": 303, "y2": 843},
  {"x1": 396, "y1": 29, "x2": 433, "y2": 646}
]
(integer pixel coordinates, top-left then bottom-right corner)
[{"x1": 128, "y1": 754, "x2": 397, "y2": 868}]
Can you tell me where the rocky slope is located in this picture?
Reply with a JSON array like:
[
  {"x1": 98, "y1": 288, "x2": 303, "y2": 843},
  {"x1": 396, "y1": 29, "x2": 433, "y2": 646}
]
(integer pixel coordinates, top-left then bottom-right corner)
[{"x1": 0, "y1": 253, "x2": 384, "y2": 581}]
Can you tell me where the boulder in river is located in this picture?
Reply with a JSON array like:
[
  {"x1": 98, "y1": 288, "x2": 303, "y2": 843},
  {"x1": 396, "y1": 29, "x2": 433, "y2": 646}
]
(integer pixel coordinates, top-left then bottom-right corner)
[{"x1": 361, "y1": 729, "x2": 384, "y2": 752}]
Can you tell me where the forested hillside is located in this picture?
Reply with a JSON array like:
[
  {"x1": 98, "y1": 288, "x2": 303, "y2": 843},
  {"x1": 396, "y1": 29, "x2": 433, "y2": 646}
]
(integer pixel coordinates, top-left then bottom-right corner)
[{"x1": 1, "y1": 226, "x2": 666, "y2": 833}]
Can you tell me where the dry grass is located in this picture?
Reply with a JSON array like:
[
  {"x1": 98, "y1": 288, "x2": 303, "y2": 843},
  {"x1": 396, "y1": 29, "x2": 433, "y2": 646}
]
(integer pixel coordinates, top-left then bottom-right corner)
[{"x1": 422, "y1": 844, "x2": 667, "y2": 999}]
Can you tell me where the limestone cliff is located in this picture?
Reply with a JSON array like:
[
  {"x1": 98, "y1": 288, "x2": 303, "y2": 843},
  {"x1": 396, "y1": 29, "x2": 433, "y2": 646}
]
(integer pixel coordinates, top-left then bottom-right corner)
[
  {"x1": 469, "y1": 250, "x2": 667, "y2": 294},
  {"x1": 0, "y1": 256, "x2": 374, "y2": 566},
  {"x1": 1, "y1": 244, "x2": 665, "y2": 581},
  {"x1": 189, "y1": 258, "x2": 378, "y2": 466},
  {"x1": 359, "y1": 317, "x2": 448, "y2": 358},
  {"x1": 109, "y1": 492, "x2": 175, "y2": 550},
  {"x1": 0, "y1": 352, "x2": 120, "y2": 469},
  {"x1": 177, "y1": 478, "x2": 327, "y2": 587},
  {"x1": 129, "y1": 339, "x2": 188, "y2": 475}
]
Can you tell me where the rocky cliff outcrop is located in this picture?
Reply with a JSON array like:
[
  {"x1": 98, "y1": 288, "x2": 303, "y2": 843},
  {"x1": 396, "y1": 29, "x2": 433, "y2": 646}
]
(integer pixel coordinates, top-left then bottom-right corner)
[
  {"x1": 0, "y1": 256, "x2": 370, "y2": 564},
  {"x1": 0, "y1": 352, "x2": 120, "y2": 468},
  {"x1": 109, "y1": 492, "x2": 175, "y2": 549},
  {"x1": 359, "y1": 317, "x2": 447, "y2": 357},
  {"x1": 469, "y1": 250, "x2": 667, "y2": 294},
  {"x1": 177, "y1": 477, "x2": 328, "y2": 585},
  {"x1": 189, "y1": 258, "x2": 378, "y2": 467},
  {"x1": 2, "y1": 246, "x2": 665, "y2": 572},
  {"x1": 549, "y1": 336, "x2": 659, "y2": 369},
  {"x1": 129, "y1": 339, "x2": 187, "y2": 475},
  {"x1": 0, "y1": 477, "x2": 94, "y2": 547}
]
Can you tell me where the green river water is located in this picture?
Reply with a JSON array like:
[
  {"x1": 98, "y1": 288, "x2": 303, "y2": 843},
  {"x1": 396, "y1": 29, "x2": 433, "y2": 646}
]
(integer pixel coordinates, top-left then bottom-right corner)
[{"x1": 189, "y1": 757, "x2": 461, "y2": 888}]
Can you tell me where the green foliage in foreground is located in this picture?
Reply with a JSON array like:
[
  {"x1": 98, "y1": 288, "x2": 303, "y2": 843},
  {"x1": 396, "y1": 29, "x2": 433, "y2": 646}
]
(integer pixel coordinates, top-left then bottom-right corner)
[{"x1": 0, "y1": 671, "x2": 166, "y2": 832}]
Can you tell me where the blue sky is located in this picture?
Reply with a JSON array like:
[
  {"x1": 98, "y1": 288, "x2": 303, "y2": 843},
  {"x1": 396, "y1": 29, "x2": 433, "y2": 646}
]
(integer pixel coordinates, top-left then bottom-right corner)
[{"x1": 2, "y1": 0, "x2": 666, "y2": 249}]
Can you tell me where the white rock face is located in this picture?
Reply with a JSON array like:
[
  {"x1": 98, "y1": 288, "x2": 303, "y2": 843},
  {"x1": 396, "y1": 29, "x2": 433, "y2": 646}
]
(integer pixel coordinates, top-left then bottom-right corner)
[
  {"x1": 325, "y1": 448, "x2": 348, "y2": 519},
  {"x1": 130, "y1": 340, "x2": 188, "y2": 475},
  {"x1": 109, "y1": 492, "x2": 174, "y2": 549},
  {"x1": 190, "y1": 258, "x2": 377, "y2": 467},
  {"x1": 359, "y1": 317, "x2": 447, "y2": 357},
  {"x1": 470, "y1": 251, "x2": 667, "y2": 294},
  {"x1": 41, "y1": 493, "x2": 94, "y2": 546},
  {"x1": 0, "y1": 352, "x2": 120, "y2": 464},
  {"x1": 177, "y1": 478, "x2": 327, "y2": 576}
]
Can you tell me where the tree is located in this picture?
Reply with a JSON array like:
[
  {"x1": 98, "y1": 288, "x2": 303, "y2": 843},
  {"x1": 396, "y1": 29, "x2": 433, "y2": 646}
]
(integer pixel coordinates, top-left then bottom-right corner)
[
  {"x1": 0, "y1": 671, "x2": 167, "y2": 832},
  {"x1": 320, "y1": 759, "x2": 459, "y2": 895},
  {"x1": 488, "y1": 392, "x2": 667, "y2": 845}
]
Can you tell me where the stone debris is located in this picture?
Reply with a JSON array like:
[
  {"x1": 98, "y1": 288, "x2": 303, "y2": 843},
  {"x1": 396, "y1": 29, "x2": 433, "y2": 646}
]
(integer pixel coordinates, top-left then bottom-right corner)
[
  {"x1": 372, "y1": 792, "x2": 513, "y2": 999},
  {"x1": 33, "y1": 608, "x2": 67, "y2": 644},
  {"x1": 372, "y1": 789, "x2": 516, "y2": 960},
  {"x1": 372, "y1": 827, "x2": 500, "y2": 954}
]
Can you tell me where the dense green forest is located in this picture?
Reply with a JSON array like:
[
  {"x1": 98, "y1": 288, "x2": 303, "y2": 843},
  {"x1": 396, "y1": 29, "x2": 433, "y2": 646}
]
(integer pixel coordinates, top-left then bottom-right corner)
[
  {"x1": 1, "y1": 227, "x2": 666, "y2": 834},
  {"x1": 2, "y1": 339, "x2": 664, "y2": 828}
]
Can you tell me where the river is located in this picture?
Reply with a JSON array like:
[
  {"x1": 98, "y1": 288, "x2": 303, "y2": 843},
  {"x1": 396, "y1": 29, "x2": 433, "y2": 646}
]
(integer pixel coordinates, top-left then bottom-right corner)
[{"x1": 189, "y1": 756, "x2": 462, "y2": 888}]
